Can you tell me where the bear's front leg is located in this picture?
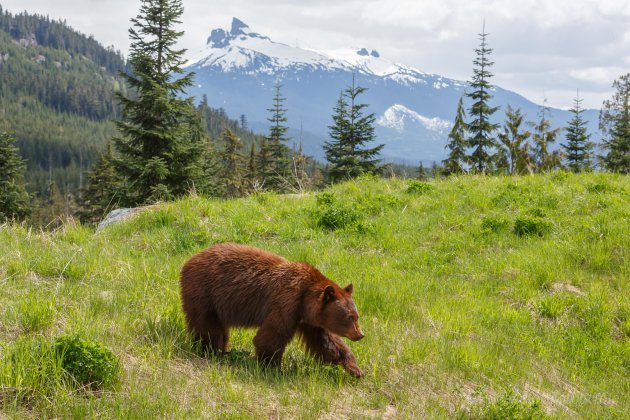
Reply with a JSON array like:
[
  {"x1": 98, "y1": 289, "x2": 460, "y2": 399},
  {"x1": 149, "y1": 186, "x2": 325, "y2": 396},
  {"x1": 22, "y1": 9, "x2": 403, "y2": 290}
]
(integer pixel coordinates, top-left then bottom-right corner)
[
  {"x1": 253, "y1": 314, "x2": 298, "y2": 368},
  {"x1": 298, "y1": 324, "x2": 363, "y2": 378}
]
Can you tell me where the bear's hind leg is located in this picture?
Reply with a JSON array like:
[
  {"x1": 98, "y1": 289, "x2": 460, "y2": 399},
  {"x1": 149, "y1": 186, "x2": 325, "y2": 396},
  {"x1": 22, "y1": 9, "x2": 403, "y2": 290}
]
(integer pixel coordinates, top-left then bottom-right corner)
[
  {"x1": 298, "y1": 323, "x2": 363, "y2": 378},
  {"x1": 197, "y1": 311, "x2": 228, "y2": 354}
]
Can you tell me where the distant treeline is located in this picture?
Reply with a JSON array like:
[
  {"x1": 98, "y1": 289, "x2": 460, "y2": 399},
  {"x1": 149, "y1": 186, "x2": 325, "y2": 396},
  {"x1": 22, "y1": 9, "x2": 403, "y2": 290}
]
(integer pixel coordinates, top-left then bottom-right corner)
[{"x1": 0, "y1": 6, "x2": 127, "y2": 74}]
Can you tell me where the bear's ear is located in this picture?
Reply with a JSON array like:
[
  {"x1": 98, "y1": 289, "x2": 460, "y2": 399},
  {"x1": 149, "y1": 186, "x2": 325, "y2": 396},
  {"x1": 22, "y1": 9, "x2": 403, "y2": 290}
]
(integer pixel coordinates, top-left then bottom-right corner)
[
  {"x1": 344, "y1": 284, "x2": 353, "y2": 294},
  {"x1": 323, "y1": 285, "x2": 336, "y2": 303}
]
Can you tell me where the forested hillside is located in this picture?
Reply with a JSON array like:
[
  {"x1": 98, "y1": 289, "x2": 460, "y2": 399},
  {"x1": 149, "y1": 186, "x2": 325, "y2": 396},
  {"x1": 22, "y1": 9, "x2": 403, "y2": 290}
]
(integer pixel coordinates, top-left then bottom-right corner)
[
  {"x1": 0, "y1": 7, "x2": 265, "y2": 203},
  {"x1": 0, "y1": 7, "x2": 127, "y2": 197}
]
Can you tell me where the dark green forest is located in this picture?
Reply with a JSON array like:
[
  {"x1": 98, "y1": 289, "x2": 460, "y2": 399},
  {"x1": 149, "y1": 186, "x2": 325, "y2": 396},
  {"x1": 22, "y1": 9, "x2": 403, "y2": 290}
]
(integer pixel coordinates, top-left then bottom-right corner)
[{"x1": 0, "y1": 7, "x2": 263, "y2": 201}]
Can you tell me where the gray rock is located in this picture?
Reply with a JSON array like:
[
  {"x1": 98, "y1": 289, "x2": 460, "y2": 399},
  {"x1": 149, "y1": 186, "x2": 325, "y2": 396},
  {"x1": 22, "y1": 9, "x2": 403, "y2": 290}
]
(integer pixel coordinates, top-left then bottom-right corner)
[{"x1": 97, "y1": 208, "x2": 143, "y2": 231}]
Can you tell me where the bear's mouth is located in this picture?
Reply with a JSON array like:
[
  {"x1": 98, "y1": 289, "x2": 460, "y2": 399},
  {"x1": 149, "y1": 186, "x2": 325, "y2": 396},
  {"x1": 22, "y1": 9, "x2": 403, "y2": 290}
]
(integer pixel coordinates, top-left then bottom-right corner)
[{"x1": 349, "y1": 330, "x2": 364, "y2": 341}]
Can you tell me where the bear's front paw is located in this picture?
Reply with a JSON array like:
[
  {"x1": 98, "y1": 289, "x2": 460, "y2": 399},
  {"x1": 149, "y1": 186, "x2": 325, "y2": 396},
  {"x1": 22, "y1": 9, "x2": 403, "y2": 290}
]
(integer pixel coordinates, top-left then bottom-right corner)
[{"x1": 344, "y1": 362, "x2": 364, "y2": 378}]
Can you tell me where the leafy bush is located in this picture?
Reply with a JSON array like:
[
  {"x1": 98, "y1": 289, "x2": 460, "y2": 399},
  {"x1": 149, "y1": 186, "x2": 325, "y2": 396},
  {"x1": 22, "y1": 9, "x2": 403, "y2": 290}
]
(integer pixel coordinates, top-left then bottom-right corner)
[
  {"x1": 513, "y1": 216, "x2": 551, "y2": 237},
  {"x1": 312, "y1": 193, "x2": 366, "y2": 231},
  {"x1": 468, "y1": 390, "x2": 547, "y2": 419},
  {"x1": 406, "y1": 180, "x2": 434, "y2": 194},
  {"x1": 314, "y1": 205, "x2": 363, "y2": 231},
  {"x1": 53, "y1": 335, "x2": 119, "y2": 390},
  {"x1": 550, "y1": 171, "x2": 569, "y2": 182},
  {"x1": 481, "y1": 216, "x2": 510, "y2": 233},
  {"x1": 316, "y1": 192, "x2": 335, "y2": 206}
]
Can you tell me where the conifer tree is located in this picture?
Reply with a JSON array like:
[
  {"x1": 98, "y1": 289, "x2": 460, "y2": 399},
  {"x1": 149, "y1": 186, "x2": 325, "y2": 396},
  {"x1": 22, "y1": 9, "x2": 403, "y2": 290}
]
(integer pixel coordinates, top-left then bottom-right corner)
[
  {"x1": 219, "y1": 128, "x2": 245, "y2": 198},
  {"x1": 466, "y1": 25, "x2": 500, "y2": 173},
  {"x1": 79, "y1": 142, "x2": 123, "y2": 224},
  {"x1": 431, "y1": 161, "x2": 442, "y2": 178},
  {"x1": 0, "y1": 131, "x2": 30, "y2": 222},
  {"x1": 324, "y1": 76, "x2": 384, "y2": 183},
  {"x1": 323, "y1": 93, "x2": 351, "y2": 182},
  {"x1": 32, "y1": 180, "x2": 66, "y2": 229},
  {"x1": 417, "y1": 162, "x2": 428, "y2": 180},
  {"x1": 264, "y1": 82, "x2": 291, "y2": 191},
  {"x1": 245, "y1": 143, "x2": 258, "y2": 192},
  {"x1": 189, "y1": 105, "x2": 221, "y2": 196},
  {"x1": 113, "y1": 0, "x2": 206, "y2": 205},
  {"x1": 443, "y1": 96, "x2": 468, "y2": 175},
  {"x1": 290, "y1": 142, "x2": 309, "y2": 192},
  {"x1": 600, "y1": 73, "x2": 630, "y2": 173},
  {"x1": 563, "y1": 91, "x2": 594, "y2": 172},
  {"x1": 497, "y1": 106, "x2": 532, "y2": 175},
  {"x1": 531, "y1": 100, "x2": 562, "y2": 172}
]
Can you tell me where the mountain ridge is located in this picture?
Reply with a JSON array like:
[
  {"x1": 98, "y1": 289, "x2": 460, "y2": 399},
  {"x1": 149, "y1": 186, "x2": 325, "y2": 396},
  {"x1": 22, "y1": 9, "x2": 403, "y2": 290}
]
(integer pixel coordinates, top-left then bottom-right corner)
[{"x1": 186, "y1": 17, "x2": 601, "y2": 163}]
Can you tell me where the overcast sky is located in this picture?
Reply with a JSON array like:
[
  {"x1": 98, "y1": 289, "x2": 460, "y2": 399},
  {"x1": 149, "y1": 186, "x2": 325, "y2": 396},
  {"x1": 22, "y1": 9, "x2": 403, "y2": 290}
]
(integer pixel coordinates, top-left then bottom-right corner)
[{"x1": 2, "y1": 0, "x2": 629, "y2": 110}]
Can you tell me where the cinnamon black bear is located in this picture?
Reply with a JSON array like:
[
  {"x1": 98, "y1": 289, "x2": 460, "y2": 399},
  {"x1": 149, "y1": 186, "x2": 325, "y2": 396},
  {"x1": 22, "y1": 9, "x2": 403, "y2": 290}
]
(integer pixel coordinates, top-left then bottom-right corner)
[{"x1": 180, "y1": 243, "x2": 364, "y2": 378}]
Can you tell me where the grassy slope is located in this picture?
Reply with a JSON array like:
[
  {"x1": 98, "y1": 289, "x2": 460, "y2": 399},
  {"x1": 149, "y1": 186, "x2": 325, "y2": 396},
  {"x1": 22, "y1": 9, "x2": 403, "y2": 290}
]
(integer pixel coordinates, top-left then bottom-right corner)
[{"x1": 0, "y1": 173, "x2": 628, "y2": 418}]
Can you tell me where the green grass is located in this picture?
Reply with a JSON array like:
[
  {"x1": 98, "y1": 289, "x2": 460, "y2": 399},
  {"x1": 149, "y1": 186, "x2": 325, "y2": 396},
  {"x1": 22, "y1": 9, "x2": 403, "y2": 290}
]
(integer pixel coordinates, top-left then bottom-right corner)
[{"x1": 0, "y1": 172, "x2": 628, "y2": 418}]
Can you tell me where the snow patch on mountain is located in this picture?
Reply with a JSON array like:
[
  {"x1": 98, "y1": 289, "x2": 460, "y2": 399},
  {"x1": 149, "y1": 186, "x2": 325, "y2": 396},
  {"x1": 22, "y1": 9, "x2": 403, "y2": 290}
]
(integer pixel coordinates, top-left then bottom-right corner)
[
  {"x1": 377, "y1": 104, "x2": 452, "y2": 133},
  {"x1": 188, "y1": 17, "x2": 462, "y2": 87}
]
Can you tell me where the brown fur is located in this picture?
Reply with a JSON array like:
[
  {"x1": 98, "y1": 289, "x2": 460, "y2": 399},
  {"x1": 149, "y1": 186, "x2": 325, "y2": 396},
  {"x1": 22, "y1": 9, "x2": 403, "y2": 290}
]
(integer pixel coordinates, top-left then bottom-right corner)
[{"x1": 180, "y1": 243, "x2": 364, "y2": 378}]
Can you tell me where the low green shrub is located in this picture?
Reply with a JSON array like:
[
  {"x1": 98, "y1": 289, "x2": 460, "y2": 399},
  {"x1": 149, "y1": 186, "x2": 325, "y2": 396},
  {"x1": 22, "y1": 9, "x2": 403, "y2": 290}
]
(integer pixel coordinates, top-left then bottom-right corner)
[
  {"x1": 513, "y1": 216, "x2": 551, "y2": 237},
  {"x1": 53, "y1": 335, "x2": 119, "y2": 390},
  {"x1": 406, "y1": 180, "x2": 434, "y2": 194},
  {"x1": 312, "y1": 193, "x2": 366, "y2": 232},
  {"x1": 481, "y1": 216, "x2": 510, "y2": 233}
]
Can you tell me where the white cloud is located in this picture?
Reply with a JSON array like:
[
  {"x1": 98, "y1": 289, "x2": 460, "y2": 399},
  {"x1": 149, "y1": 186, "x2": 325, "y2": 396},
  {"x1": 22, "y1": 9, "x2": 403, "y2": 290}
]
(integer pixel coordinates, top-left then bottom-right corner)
[
  {"x1": 570, "y1": 67, "x2": 626, "y2": 84},
  {"x1": 1, "y1": 0, "x2": 627, "y2": 109}
]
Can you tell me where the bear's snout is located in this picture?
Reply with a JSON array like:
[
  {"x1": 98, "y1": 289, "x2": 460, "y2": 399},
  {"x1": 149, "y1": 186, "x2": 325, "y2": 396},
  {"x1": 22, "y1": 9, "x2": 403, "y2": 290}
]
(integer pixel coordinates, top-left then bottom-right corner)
[{"x1": 349, "y1": 325, "x2": 364, "y2": 341}]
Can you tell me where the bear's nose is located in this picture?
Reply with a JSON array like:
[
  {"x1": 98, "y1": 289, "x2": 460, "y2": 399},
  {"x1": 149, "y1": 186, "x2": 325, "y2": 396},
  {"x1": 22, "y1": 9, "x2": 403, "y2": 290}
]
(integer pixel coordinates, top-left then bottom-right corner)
[{"x1": 357, "y1": 333, "x2": 364, "y2": 340}]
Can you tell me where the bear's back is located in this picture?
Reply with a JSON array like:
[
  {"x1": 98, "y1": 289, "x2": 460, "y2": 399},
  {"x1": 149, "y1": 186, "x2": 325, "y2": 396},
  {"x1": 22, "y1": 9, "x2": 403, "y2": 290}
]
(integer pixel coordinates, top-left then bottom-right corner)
[{"x1": 180, "y1": 243, "x2": 299, "y2": 326}]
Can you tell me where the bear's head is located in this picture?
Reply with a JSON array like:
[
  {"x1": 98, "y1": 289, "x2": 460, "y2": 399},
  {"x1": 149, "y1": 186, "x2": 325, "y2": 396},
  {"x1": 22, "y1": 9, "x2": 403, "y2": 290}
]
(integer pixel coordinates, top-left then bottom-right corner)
[{"x1": 318, "y1": 284, "x2": 364, "y2": 341}]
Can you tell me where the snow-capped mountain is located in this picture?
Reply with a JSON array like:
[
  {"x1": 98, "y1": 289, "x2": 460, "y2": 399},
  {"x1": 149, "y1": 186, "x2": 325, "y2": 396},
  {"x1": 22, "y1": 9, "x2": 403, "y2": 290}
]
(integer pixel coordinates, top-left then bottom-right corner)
[
  {"x1": 186, "y1": 18, "x2": 599, "y2": 163},
  {"x1": 378, "y1": 105, "x2": 452, "y2": 133}
]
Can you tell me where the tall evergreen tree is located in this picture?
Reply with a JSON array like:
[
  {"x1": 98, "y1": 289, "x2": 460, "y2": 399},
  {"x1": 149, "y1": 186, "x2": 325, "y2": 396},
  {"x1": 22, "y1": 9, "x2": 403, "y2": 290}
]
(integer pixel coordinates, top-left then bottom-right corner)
[
  {"x1": 219, "y1": 128, "x2": 245, "y2": 198},
  {"x1": 324, "y1": 76, "x2": 384, "y2": 183},
  {"x1": 531, "y1": 99, "x2": 562, "y2": 172},
  {"x1": 563, "y1": 91, "x2": 594, "y2": 172},
  {"x1": 466, "y1": 25, "x2": 500, "y2": 174},
  {"x1": 187, "y1": 106, "x2": 221, "y2": 196},
  {"x1": 113, "y1": 0, "x2": 206, "y2": 205},
  {"x1": 497, "y1": 106, "x2": 532, "y2": 175},
  {"x1": 323, "y1": 92, "x2": 351, "y2": 182},
  {"x1": 79, "y1": 141, "x2": 123, "y2": 224},
  {"x1": 264, "y1": 82, "x2": 291, "y2": 191},
  {"x1": 0, "y1": 131, "x2": 30, "y2": 222},
  {"x1": 599, "y1": 73, "x2": 630, "y2": 173},
  {"x1": 442, "y1": 96, "x2": 468, "y2": 175}
]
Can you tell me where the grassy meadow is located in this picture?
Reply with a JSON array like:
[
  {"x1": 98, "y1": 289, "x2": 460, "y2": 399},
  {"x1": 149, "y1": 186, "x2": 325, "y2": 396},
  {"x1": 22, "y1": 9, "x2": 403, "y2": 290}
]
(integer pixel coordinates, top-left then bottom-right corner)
[{"x1": 0, "y1": 173, "x2": 628, "y2": 418}]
